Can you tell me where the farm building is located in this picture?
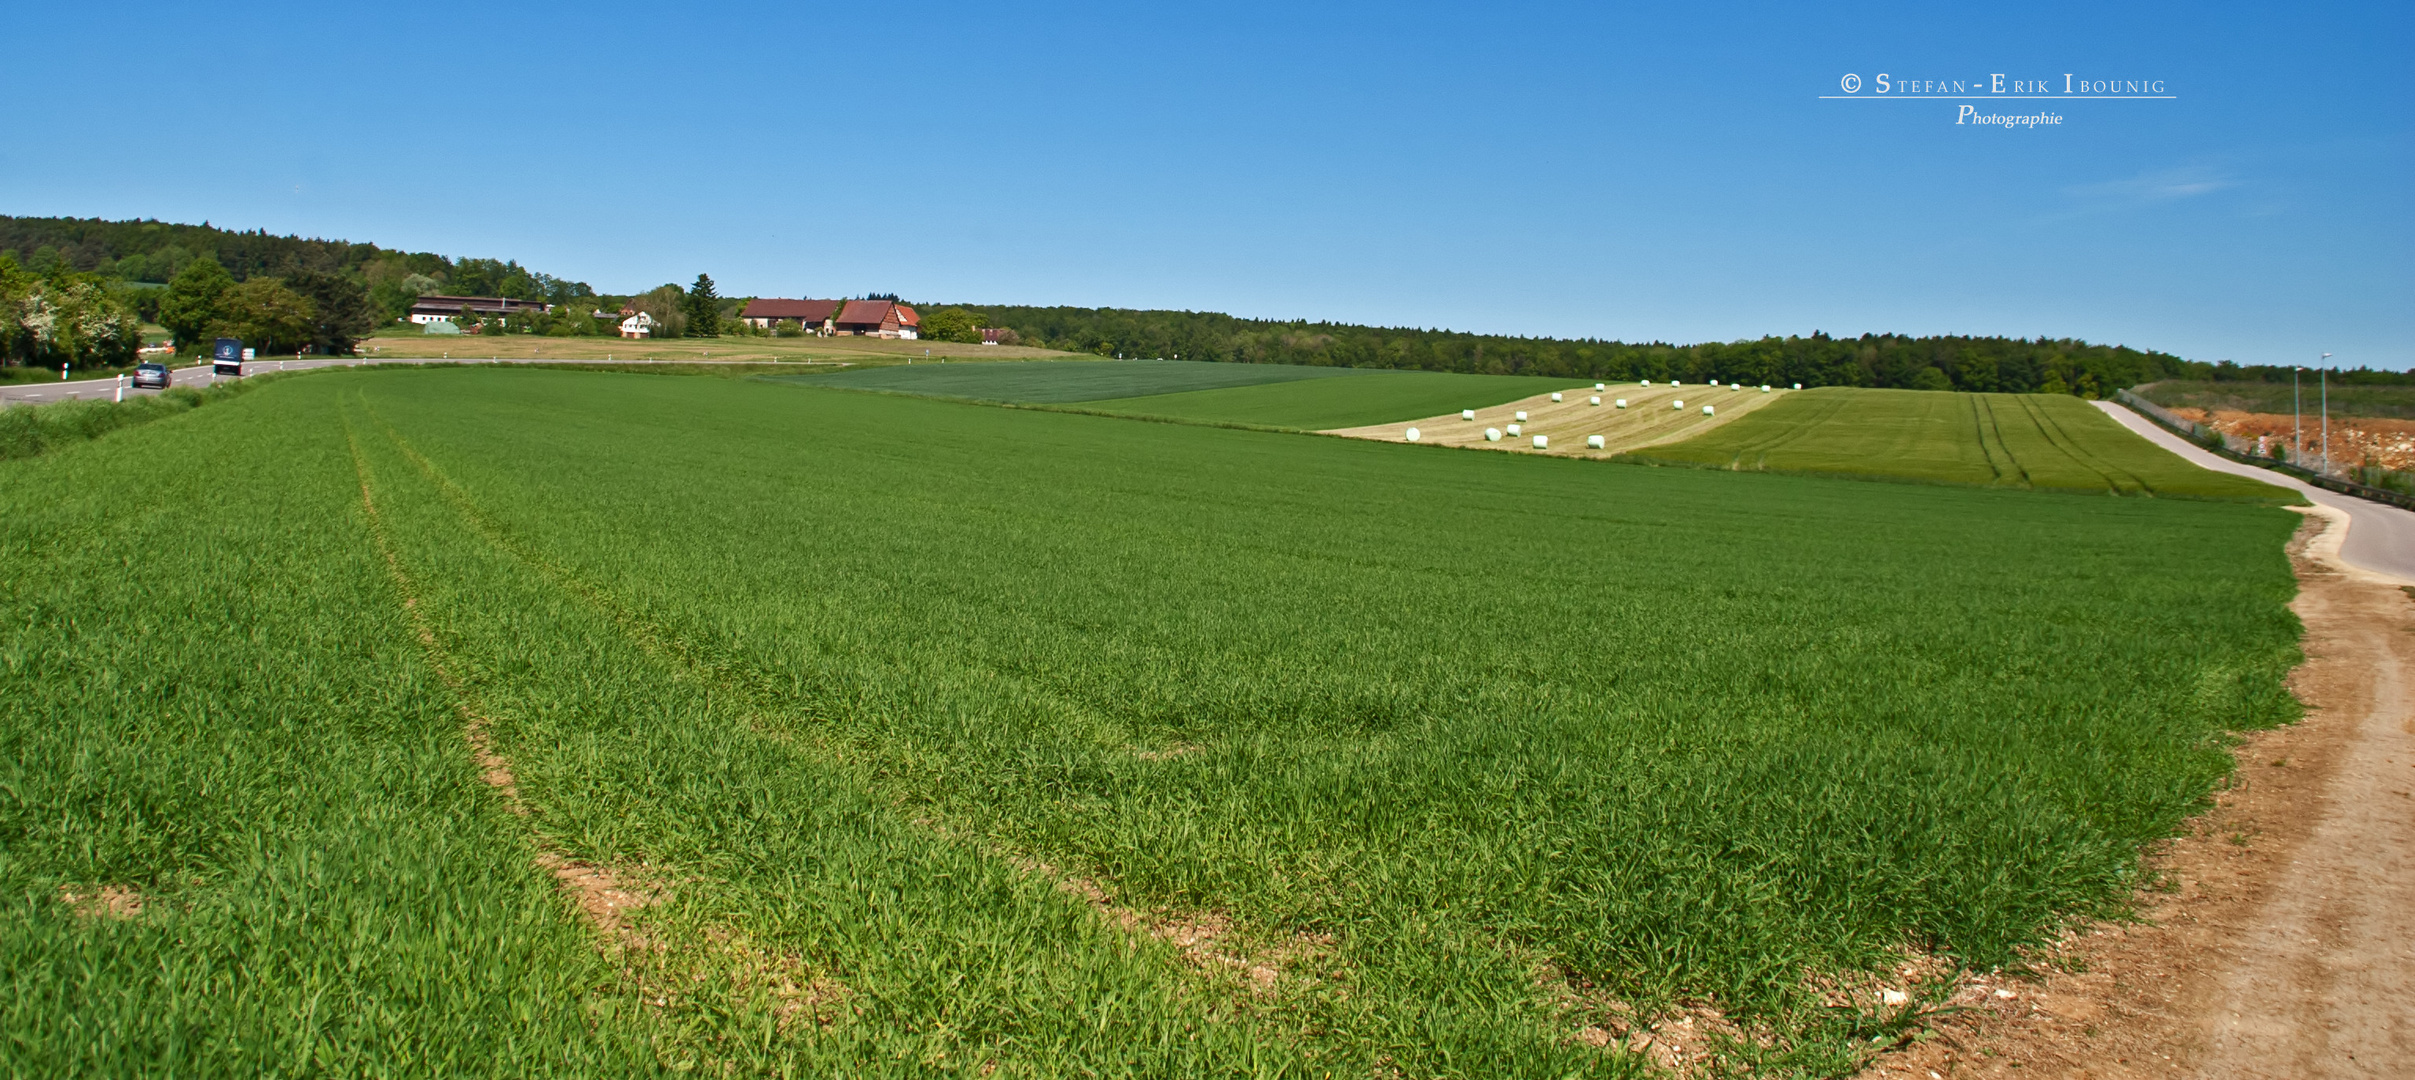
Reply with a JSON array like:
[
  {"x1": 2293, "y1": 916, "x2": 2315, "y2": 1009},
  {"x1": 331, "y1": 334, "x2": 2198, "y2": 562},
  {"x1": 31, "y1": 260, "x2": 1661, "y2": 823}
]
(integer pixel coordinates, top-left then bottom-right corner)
[
  {"x1": 407, "y1": 295, "x2": 553, "y2": 326},
  {"x1": 618, "y1": 310, "x2": 657, "y2": 339},
  {"x1": 739, "y1": 298, "x2": 842, "y2": 333},
  {"x1": 833, "y1": 300, "x2": 920, "y2": 339}
]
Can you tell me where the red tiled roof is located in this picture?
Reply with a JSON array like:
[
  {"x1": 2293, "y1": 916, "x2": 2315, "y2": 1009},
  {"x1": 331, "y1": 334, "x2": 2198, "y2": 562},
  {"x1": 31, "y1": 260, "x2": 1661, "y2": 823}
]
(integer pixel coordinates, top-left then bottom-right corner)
[
  {"x1": 834, "y1": 299, "x2": 895, "y2": 327},
  {"x1": 893, "y1": 304, "x2": 919, "y2": 327},
  {"x1": 741, "y1": 298, "x2": 842, "y2": 321}
]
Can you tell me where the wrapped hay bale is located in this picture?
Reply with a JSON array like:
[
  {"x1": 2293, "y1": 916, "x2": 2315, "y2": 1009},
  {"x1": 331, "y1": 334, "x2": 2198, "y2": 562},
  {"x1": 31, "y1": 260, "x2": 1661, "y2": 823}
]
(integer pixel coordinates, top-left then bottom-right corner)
[
  {"x1": 1702, "y1": 404, "x2": 1715, "y2": 416},
  {"x1": 1614, "y1": 398, "x2": 1628, "y2": 408},
  {"x1": 1484, "y1": 427, "x2": 1502, "y2": 442},
  {"x1": 1586, "y1": 434, "x2": 1605, "y2": 449},
  {"x1": 1462, "y1": 409, "x2": 1476, "y2": 421},
  {"x1": 1514, "y1": 410, "x2": 1528, "y2": 422},
  {"x1": 1589, "y1": 395, "x2": 1601, "y2": 406},
  {"x1": 1404, "y1": 427, "x2": 1421, "y2": 442},
  {"x1": 1532, "y1": 435, "x2": 1549, "y2": 449},
  {"x1": 1549, "y1": 393, "x2": 1563, "y2": 403},
  {"x1": 1506, "y1": 423, "x2": 1522, "y2": 436}
]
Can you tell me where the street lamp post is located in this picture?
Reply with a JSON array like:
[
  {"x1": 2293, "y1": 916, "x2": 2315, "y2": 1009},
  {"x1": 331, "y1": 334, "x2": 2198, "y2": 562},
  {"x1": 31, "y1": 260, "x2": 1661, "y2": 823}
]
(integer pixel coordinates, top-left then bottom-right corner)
[{"x1": 2319, "y1": 353, "x2": 2333, "y2": 477}]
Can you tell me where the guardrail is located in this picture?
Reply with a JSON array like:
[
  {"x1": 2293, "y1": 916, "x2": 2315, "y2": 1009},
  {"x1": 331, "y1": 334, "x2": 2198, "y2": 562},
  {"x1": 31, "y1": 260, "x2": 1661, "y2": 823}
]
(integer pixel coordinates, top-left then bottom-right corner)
[{"x1": 2114, "y1": 389, "x2": 2415, "y2": 512}]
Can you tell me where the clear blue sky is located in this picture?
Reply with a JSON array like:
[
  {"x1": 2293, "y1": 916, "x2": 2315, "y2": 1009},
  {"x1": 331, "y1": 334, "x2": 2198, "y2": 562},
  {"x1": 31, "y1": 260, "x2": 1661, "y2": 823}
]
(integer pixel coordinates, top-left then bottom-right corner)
[{"x1": 8, "y1": 1, "x2": 2409, "y2": 367}]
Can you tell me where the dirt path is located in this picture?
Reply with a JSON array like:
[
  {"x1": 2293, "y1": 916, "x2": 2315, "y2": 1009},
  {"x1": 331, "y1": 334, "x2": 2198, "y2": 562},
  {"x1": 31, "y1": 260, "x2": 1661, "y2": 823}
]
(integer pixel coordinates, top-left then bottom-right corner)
[{"x1": 1866, "y1": 515, "x2": 2415, "y2": 1079}]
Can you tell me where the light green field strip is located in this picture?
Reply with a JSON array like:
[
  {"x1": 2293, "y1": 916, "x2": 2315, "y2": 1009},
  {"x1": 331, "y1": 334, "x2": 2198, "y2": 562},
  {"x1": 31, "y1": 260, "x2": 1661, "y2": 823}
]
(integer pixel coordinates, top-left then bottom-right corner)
[
  {"x1": 772, "y1": 357, "x2": 1369, "y2": 403},
  {"x1": 1080, "y1": 369, "x2": 1587, "y2": 428},
  {"x1": 2, "y1": 368, "x2": 2308, "y2": 1075},
  {"x1": 1629, "y1": 386, "x2": 2296, "y2": 501},
  {"x1": 1325, "y1": 380, "x2": 1791, "y2": 455}
]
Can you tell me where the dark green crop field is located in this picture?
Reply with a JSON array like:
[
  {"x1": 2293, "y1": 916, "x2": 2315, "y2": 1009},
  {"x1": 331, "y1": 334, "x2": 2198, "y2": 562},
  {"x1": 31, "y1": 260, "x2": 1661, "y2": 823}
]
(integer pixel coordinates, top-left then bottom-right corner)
[
  {"x1": 778, "y1": 358, "x2": 1368, "y2": 403},
  {"x1": 1, "y1": 369, "x2": 2305, "y2": 1077},
  {"x1": 1082, "y1": 370, "x2": 1586, "y2": 429},
  {"x1": 1630, "y1": 387, "x2": 2293, "y2": 500},
  {"x1": 2135, "y1": 379, "x2": 2415, "y2": 421}
]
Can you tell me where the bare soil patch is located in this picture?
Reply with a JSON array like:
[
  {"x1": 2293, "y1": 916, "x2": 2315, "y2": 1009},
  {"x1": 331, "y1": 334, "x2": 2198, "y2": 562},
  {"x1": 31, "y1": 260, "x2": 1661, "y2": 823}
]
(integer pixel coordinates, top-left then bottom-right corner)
[
  {"x1": 1324, "y1": 381, "x2": 1792, "y2": 456},
  {"x1": 1862, "y1": 514, "x2": 2415, "y2": 1079},
  {"x1": 2170, "y1": 407, "x2": 2415, "y2": 472},
  {"x1": 58, "y1": 884, "x2": 143, "y2": 919}
]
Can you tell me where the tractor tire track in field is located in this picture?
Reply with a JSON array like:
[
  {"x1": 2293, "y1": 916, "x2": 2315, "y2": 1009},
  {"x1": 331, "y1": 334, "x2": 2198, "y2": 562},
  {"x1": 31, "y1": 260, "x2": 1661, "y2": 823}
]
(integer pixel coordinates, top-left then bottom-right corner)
[
  {"x1": 342, "y1": 415, "x2": 664, "y2": 948},
  {"x1": 1862, "y1": 512, "x2": 2415, "y2": 1080},
  {"x1": 360, "y1": 411, "x2": 1333, "y2": 1014}
]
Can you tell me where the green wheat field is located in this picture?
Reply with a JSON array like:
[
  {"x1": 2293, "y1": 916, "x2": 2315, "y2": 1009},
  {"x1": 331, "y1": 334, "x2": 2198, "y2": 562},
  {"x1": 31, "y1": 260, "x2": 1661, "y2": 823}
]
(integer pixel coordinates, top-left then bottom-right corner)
[{"x1": 0, "y1": 367, "x2": 2304, "y2": 1077}]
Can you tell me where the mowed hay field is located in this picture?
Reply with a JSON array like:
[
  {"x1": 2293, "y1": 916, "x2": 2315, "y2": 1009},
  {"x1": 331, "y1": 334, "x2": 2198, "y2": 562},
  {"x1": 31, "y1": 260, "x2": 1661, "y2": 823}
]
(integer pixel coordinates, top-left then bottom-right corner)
[
  {"x1": 1327, "y1": 381, "x2": 1791, "y2": 456},
  {"x1": 1630, "y1": 387, "x2": 2293, "y2": 500},
  {"x1": 0, "y1": 368, "x2": 2305, "y2": 1077}
]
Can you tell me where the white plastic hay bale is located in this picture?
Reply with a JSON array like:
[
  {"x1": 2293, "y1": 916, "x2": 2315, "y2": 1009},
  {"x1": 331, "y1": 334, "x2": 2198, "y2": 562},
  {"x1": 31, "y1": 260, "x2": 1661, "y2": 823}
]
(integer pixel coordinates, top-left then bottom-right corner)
[
  {"x1": 1760, "y1": 384, "x2": 1771, "y2": 392},
  {"x1": 1586, "y1": 434, "x2": 1605, "y2": 449},
  {"x1": 1672, "y1": 399, "x2": 1685, "y2": 409},
  {"x1": 1549, "y1": 393, "x2": 1562, "y2": 403},
  {"x1": 1614, "y1": 398, "x2": 1628, "y2": 408},
  {"x1": 1514, "y1": 410, "x2": 1528, "y2": 422},
  {"x1": 1532, "y1": 434, "x2": 1549, "y2": 449},
  {"x1": 1506, "y1": 423, "x2": 1522, "y2": 436},
  {"x1": 1462, "y1": 409, "x2": 1476, "y2": 421},
  {"x1": 1672, "y1": 379, "x2": 1682, "y2": 387},
  {"x1": 1404, "y1": 427, "x2": 1421, "y2": 442},
  {"x1": 1711, "y1": 379, "x2": 1721, "y2": 386},
  {"x1": 1702, "y1": 404, "x2": 1715, "y2": 416},
  {"x1": 1484, "y1": 427, "x2": 1502, "y2": 442},
  {"x1": 1589, "y1": 395, "x2": 1601, "y2": 406},
  {"x1": 1595, "y1": 382, "x2": 1607, "y2": 391},
  {"x1": 1792, "y1": 382, "x2": 1803, "y2": 390},
  {"x1": 1641, "y1": 379, "x2": 1652, "y2": 386}
]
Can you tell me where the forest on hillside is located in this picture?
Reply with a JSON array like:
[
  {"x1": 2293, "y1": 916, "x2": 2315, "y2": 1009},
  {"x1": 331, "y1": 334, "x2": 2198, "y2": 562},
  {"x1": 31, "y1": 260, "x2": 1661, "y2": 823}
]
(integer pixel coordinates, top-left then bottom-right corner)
[{"x1": 954, "y1": 306, "x2": 2413, "y2": 396}]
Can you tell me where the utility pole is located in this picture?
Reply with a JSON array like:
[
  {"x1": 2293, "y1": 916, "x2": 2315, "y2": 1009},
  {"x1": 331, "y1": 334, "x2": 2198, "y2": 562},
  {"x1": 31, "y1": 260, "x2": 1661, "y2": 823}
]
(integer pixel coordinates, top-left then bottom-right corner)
[{"x1": 2293, "y1": 366, "x2": 2302, "y2": 466}]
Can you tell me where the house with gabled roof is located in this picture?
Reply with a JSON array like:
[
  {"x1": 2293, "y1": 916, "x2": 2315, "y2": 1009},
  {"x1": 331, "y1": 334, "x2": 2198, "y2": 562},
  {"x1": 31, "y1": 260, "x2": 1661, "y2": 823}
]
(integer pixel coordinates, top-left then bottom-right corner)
[
  {"x1": 739, "y1": 298, "x2": 843, "y2": 333},
  {"x1": 833, "y1": 300, "x2": 920, "y2": 339}
]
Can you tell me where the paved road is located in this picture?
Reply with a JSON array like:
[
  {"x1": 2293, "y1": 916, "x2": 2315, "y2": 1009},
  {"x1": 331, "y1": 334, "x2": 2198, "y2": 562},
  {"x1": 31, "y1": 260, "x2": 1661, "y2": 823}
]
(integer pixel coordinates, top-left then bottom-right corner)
[
  {"x1": 0, "y1": 355, "x2": 832, "y2": 407},
  {"x1": 2096, "y1": 400, "x2": 2415, "y2": 582}
]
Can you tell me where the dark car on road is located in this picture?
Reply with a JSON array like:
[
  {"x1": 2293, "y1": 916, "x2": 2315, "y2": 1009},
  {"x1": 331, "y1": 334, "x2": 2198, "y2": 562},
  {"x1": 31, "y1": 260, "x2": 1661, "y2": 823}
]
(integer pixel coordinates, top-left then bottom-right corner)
[{"x1": 130, "y1": 362, "x2": 171, "y2": 389}]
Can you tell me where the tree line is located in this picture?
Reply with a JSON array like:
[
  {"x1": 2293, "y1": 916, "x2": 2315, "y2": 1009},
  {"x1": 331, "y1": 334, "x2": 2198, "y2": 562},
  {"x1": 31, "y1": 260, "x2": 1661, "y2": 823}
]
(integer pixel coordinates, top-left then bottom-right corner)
[{"x1": 941, "y1": 306, "x2": 2411, "y2": 394}]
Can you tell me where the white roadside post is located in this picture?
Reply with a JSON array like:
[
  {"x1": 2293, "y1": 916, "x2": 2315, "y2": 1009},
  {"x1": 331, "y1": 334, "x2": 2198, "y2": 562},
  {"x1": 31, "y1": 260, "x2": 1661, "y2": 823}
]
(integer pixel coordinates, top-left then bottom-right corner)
[
  {"x1": 1586, "y1": 434, "x2": 1606, "y2": 449},
  {"x1": 115, "y1": 375, "x2": 125, "y2": 403}
]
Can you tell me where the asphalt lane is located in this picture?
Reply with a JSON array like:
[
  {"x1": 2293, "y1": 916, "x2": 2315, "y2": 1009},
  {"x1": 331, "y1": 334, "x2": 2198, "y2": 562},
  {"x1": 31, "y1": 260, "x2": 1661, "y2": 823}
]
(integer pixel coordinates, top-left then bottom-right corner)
[
  {"x1": 2095, "y1": 400, "x2": 2415, "y2": 582},
  {"x1": 0, "y1": 355, "x2": 807, "y2": 407}
]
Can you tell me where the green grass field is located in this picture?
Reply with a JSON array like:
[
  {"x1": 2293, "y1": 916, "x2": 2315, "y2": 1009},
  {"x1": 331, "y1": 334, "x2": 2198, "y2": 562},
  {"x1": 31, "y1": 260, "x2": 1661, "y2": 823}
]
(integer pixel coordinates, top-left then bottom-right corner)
[
  {"x1": 780, "y1": 358, "x2": 1370, "y2": 403},
  {"x1": 1628, "y1": 387, "x2": 2294, "y2": 500},
  {"x1": 1, "y1": 369, "x2": 2305, "y2": 1077},
  {"x1": 2134, "y1": 379, "x2": 2415, "y2": 421},
  {"x1": 1081, "y1": 370, "x2": 1588, "y2": 428}
]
